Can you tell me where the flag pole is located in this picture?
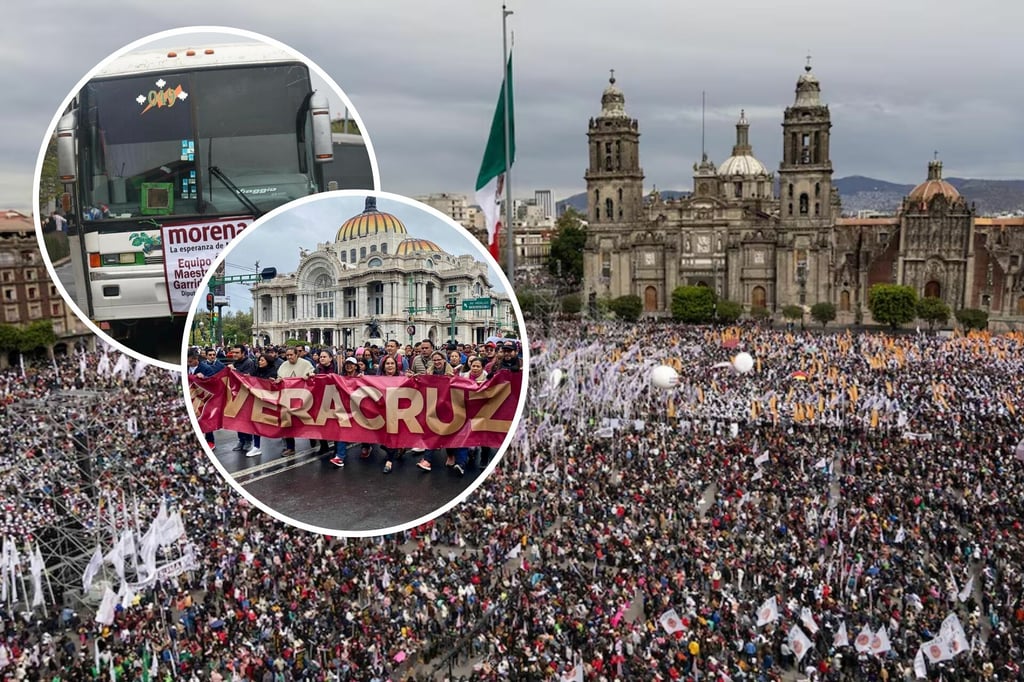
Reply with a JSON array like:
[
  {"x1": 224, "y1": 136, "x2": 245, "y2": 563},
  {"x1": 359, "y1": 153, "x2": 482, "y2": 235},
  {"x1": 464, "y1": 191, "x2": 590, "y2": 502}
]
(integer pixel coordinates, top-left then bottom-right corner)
[{"x1": 502, "y1": 4, "x2": 514, "y2": 277}]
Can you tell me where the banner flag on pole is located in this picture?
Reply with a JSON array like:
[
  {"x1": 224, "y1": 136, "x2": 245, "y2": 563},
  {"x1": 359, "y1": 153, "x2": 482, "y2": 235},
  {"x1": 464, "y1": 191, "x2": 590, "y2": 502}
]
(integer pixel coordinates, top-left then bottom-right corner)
[{"x1": 475, "y1": 51, "x2": 515, "y2": 260}]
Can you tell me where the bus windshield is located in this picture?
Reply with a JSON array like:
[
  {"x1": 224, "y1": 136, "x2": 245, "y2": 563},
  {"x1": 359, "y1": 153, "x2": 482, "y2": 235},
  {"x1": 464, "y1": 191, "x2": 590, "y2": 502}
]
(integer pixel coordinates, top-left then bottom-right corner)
[{"x1": 79, "y1": 63, "x2": 317, "y2": 222}]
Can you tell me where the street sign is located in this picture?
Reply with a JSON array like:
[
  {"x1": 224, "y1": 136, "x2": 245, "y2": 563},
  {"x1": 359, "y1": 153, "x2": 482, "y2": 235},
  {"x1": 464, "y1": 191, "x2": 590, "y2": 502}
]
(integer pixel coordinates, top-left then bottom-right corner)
[
  {"x1": 214, "y1": 295, "x2": 230, "y2": 307},
  {"x1": 406, "y1": 325, "x2": 416, "y2": 336},
  {"x1": 462, "y1": 297, "x2": 492, "y2": 311}
]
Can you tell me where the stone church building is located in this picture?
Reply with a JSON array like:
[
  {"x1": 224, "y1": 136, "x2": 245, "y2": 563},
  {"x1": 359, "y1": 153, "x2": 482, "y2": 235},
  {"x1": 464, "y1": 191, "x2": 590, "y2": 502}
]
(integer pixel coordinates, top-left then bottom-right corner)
[{"x1": 581, "y1": 64, "x2": 1024, "y2": 330}]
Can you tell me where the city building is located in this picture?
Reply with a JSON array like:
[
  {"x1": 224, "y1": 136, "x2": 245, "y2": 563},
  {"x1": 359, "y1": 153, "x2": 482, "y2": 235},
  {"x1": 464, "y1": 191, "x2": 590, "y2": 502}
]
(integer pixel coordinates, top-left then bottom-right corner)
[
  {"x1": 413, "y1": 193, "x2": 483, "y2": 239},
  {"x1": 0, "y1": 210, "x2": 92, "y2": 365},
  {"x1": 581, "y1": 66, "x2": 1024, "y2": 329},
  {"x1": 252, "y1": 197, "x2": 515, "y2": 349}
]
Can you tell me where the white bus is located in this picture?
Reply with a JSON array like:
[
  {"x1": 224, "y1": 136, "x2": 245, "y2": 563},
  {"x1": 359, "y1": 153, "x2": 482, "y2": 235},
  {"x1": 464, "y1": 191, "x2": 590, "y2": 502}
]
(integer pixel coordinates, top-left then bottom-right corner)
[{"x1": 56, "y1": 42, "x2": 368, "y2": 349}]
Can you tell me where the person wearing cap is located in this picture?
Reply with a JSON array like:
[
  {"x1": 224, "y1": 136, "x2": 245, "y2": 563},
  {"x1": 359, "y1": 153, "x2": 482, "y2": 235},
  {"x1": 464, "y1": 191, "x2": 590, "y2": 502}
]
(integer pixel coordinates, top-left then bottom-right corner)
[
  {"x1": 494, "y1": 341, "x2": 522, "y2": 373},
  {"x1": 482, "y1": 341, "x2": 499, "y2": 373},
  {"x1": 329, "y1": 358, "x2": 362, "y2": 468},
  {"x1": 416, "y1": 352, "x2": 455, "y2": 472}
]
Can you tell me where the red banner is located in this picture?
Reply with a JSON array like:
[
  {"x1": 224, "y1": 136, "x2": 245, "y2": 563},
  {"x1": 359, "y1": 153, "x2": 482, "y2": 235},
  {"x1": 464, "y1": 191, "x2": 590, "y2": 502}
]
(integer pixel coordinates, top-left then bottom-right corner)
[{"x1": 188, "y1": 369, "x2": 522, "y2": 449}]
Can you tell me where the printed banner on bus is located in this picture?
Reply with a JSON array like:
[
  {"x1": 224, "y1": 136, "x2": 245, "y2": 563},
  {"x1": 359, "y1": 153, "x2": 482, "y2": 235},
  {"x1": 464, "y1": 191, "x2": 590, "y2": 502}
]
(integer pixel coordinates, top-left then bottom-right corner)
[
  {"x1": 161, "y1": 217, "x2": 251, "y2": 314},
  {"x1": 189, "y1": 369, "x2": 522, "y2": 449}
]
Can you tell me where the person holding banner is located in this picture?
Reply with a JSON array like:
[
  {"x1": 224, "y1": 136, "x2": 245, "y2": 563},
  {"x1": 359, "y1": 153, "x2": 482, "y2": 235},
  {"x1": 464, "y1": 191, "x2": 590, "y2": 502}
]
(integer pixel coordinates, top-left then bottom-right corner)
[
  {"x1": 275, "y1": 346, "x2": 315, "y2": 457},
  {"x1": 245, "y1": 353, "x2": 280, "y2": 458},
  {"x1": 313, "y1": 349, "x2": 339, "y2": 456},
  {"x1": 329, "y1": 357, "x2": 362, "y2": 468},
  {"x1": 379, "y1": 355, "x2": 407, "y2": 474}
]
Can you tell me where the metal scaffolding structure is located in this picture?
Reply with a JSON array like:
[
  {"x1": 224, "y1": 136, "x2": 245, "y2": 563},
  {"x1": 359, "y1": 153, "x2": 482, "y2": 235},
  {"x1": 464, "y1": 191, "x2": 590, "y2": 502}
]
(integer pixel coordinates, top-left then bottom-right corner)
[{"x1": 10, "y1": 389, "x2": 131, "y2": 609}]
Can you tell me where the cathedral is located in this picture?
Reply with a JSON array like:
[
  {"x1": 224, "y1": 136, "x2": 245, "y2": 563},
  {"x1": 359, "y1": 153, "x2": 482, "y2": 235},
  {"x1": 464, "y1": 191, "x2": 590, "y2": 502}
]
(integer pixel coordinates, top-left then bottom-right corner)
[{"x1": 581, "y1": 64, "x2": 1024, "y2": 330}]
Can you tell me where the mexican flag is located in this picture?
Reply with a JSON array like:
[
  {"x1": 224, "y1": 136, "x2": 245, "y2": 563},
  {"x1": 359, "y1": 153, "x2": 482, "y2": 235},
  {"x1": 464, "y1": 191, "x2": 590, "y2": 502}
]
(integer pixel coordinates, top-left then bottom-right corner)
[{"x1": 475, "y1": 52, "x2": 515, "y2": 261}]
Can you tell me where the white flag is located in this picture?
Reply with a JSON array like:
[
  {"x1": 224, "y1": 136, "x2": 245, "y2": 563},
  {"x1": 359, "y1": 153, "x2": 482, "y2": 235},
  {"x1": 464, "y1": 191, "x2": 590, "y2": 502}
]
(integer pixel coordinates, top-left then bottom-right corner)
[
  {"x1": 788, "y1": 624, "x2": 813, "y2": 662},
  {"x1": 913, "y1": 647, "x2": 927, "y2": 678},
  {"x1": 853, "y1": 623, "x2": 873, "y2": 652},
  {"x1": 659, "y1": 608, "x2": 685, "y2": 634},
  {"x1": 754, "y1": 451, "x2": 770, "y2": 467},
  {"x1": 940, "y1": 612, "x2": 970, "y2": 656},
  {"x1": 833, "y1": 621, "x2": 849, "y2": 648},
  {"x1": 957, "y1": 575, "x2": 974, "y2": 603},
  {"x1": 29, "y1": 543, "x2": 44, "y2": 608},
  {"x1": 82, "y1": 547, "x2": 103, "y2": 593},
  {"x1": 921, "y1": 636, "x2": 953, "y2": 663},
  {"x1": 800, "y1": 606, "x2": 819, "y2": 635},
  {"x1": 894, "y1": 526, "x2": 906, "y2": 544},
  {"x1": 95, "y1": 587, "x2": 118, "y2": 625},
  {"x1": 870, "y1": 626, "x2": 892, "y2": 655},
  {"x1": 756, "y1": 596, "x2": 779, "y2": 626}
]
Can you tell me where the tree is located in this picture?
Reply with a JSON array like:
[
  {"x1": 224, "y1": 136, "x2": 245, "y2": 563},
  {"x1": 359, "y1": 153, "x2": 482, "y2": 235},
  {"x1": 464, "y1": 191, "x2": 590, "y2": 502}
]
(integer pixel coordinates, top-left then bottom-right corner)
[
  {"x1": 955, "y1": 307, "x2": 989, "y2": 331},
  {"x1": 17, "y1": 321, "x2": 56, "y2": 353},
  {"x1": 715, "y1": 300, "x2": 743, "y2": 324},
  {"x1": 547, "y1": 208, "x2": 587, "y2": 284},
  {"x1": 810, "y1": 302, "x2": 836, "y2": 328},
  {"x1": 749, "y1": 305, "x2": 771, "y2": 323},
  {"x1": 782, "y1": 305, "x2": 804, "y2": 322},
  {"x1": 222, "y1": 310, "x2": 253, "y2": 346},
  {"x1": 330, "y1": 119, "x2": 361, "y2": 135},
  {"x1": 671, "y1": 286, "x2": 715, "y2": 323},
  {"x1": 868, "y1": 284, "x2": 918, "y2": 330},
  {"x1": 37, "y1": 135, "x2": 60, "y2": 218},
  {"x1": 608, "y1": 295, "x2": 642, "y2": 322},
  {"x1": 561, "y1": 293, "x2": 582, "y2": 315},
  {"x1": 916, "y1": 297, "x2": 950, "y2": 330}
]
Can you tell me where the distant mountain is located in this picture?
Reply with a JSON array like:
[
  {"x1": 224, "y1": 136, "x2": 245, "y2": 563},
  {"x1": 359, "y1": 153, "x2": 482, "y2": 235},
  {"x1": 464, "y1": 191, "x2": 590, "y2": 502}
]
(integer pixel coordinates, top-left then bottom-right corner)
[
  {"x1": 834, "y1": 176, "x2": 914, "y2": 195},
  {"x1": 555, "y1": 176, "x2": 1024, "y2": 218}
]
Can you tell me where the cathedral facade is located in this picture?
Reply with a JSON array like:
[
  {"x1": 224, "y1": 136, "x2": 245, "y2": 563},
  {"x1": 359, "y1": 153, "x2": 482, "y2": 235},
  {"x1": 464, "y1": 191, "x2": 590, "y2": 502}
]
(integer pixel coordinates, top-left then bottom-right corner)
[{"x1": 581, "y1": 65, "x2": 1024, "y2": 330}]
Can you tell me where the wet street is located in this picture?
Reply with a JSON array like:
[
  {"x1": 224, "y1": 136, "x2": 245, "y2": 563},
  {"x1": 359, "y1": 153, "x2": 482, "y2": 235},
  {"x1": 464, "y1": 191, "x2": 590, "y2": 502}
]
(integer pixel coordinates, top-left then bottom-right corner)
[{"x1": 207, "y1": 431, "x2": 493, "y2": 533}]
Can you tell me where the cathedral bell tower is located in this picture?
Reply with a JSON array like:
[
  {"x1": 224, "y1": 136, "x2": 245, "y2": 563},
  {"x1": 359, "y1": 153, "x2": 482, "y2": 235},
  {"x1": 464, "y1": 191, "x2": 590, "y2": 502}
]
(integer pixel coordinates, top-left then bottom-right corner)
[
  {"x1": 583, "y1": 71, "x2": 644, "y2": 301},
  {"x1": 776, "y1": 58, "x2": 836, "y2": 308},
  {"x1": 585, "y1": 71, "x2": 644, "y2": 225}
]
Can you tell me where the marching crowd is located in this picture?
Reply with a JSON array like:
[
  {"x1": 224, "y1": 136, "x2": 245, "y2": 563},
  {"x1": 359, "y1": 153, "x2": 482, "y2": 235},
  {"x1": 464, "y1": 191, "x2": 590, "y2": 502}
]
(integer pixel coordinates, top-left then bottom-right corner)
[
  {"x1": 0, "y1": 319, "x2": 1020, "y2": 681},
  {"x1": 189, "y1": 337, "x2": 522, "y2": 474}
]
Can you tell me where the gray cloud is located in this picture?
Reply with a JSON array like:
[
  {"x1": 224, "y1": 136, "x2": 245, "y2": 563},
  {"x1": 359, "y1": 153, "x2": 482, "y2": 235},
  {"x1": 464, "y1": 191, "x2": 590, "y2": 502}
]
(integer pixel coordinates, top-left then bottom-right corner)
[{"x1": 4, "y1": 0, "x2": 1024, "y2": 211}]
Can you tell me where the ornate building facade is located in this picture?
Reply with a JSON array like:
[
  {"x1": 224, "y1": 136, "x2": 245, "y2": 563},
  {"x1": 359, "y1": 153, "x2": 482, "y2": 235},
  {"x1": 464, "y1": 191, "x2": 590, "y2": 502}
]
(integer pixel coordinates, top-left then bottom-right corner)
[
  {"x1": 252, "y1": 197, "x2": 515, "y2": 349},
  {"x1": 0, "y1": 210, "x2": 92, "y2": 365},
  {"x1": 582, "y1": 65, "x2": 1024, "y2": 329}
]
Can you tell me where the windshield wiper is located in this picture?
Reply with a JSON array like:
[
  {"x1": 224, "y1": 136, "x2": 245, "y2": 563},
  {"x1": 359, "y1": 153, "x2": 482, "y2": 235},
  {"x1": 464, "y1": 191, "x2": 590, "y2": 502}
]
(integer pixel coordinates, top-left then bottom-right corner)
[{"x1": 209, "y1": 166, "x2": 264, "y2": 218}]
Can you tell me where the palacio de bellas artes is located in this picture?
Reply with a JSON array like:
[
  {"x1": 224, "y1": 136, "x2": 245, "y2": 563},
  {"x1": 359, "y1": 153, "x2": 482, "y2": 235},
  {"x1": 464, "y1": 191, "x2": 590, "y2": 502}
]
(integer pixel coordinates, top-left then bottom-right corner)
[{"x1": 581, "y1": 62, "x2": 1024, "y2": 330}]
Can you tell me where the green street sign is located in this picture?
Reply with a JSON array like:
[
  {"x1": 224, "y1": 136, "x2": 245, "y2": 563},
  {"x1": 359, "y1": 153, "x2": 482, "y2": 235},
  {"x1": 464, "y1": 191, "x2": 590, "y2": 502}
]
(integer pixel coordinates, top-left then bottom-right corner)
[{"x1": 462, "y1": 297, "x2": 492, "y2": 311}]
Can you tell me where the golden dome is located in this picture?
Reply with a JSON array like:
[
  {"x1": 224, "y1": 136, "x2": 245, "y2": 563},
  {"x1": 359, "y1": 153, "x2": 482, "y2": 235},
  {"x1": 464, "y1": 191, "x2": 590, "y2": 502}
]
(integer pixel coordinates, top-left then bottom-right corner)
[
  {"x1": 907, "y1": 160, "x2": 960, "y2": 205},
  {"x1": 396, "y1": 238, "x2": 444, "y2": 256},
  {"x1": 335, "y1": 196, "x2": 408, "y2": 242}
]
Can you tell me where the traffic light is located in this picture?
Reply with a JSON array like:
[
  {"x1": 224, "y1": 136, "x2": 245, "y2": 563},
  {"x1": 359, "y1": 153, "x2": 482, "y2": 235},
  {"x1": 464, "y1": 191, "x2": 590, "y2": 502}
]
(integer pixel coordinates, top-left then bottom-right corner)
[
  {"x1": 206, "y1": 293, "x2": 215, "y2": 311},
  {"x1": 212, "y1": 312, "x2": 219, "y2": 325}
]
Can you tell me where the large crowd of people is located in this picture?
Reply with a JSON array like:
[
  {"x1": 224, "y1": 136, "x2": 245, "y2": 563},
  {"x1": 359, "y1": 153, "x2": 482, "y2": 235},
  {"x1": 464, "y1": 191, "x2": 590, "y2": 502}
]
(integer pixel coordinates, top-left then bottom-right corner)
[{"x1": 0, "y1": 320, "x2": 1020, "y2": 681}]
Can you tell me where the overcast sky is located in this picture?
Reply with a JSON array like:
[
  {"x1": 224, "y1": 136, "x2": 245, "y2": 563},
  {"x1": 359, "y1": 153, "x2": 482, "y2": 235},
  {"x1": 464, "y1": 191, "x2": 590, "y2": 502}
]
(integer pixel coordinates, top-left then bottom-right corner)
[
  {"x1": 5, "y1": 0, "x2": 1024, "y2": 212},
  {"x1": 219, "y1": 192, "x2": 506, "y2": 313}
]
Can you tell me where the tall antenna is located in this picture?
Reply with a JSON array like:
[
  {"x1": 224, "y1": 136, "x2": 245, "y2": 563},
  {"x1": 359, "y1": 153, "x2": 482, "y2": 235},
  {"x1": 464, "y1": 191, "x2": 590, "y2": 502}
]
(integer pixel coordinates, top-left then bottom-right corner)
[{"x1": 701, "y1": 91, "x2": 706, "y2": 160}]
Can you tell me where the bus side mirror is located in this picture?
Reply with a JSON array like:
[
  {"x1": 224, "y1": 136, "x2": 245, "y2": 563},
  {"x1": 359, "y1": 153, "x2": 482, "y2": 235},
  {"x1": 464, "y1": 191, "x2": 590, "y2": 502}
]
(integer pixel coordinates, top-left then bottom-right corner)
[
  {"x1": 57, "y1": 110, "x2": 78, "y2": 183},
  {"x1": 310, "y1": 92, "x2": 334, "y2": 165}
]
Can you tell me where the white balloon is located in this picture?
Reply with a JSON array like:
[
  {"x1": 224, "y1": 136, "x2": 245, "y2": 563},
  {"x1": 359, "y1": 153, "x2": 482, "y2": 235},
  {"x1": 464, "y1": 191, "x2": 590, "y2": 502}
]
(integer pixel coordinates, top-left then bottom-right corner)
[
  {"x1": 651, "y1": 364, "x2": 679, "y2": 389},
  {"x1": 550, "y1": 368, "x2": 564, "y2": 385},
  {"x1": 733, "y1": 352, "x2": 754, "y2": 374}
]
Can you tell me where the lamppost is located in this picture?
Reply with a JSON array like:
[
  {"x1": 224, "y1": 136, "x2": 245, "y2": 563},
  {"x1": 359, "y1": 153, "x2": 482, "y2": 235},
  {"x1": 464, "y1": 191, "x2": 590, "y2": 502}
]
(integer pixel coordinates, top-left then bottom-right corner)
[{"x1": 797, "y1": 262, "x2": 808, "y2": 330}]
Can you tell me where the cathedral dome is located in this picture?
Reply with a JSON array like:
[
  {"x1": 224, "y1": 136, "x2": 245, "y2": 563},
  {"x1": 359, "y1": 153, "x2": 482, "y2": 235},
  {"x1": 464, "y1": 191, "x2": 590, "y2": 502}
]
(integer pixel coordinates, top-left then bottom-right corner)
[
  {"x1": 335, "y1": 196, "x2": 408, "y2": 242},
  {"x1": 717, "y1": 110, "x2": 770, "y2": 177},
  {"x1": 396, "y1": 238, "x2": 444, "y2": 256},
  {"x1": 907, "y1": 160, "x2": 960, "y2": 204},
  {"x1": 718, "y1": 155, "x2": 769, "y2": 177},
  {"x1": 600, "y1": 71, "x2": 627, "y2": 118}
]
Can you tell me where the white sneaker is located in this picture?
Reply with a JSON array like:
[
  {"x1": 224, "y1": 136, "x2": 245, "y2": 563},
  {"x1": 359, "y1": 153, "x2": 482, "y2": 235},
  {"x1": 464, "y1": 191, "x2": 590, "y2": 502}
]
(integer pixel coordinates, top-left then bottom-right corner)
[{"x1": 246, "y1": 447, "x2": 262, "y2": 458}]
